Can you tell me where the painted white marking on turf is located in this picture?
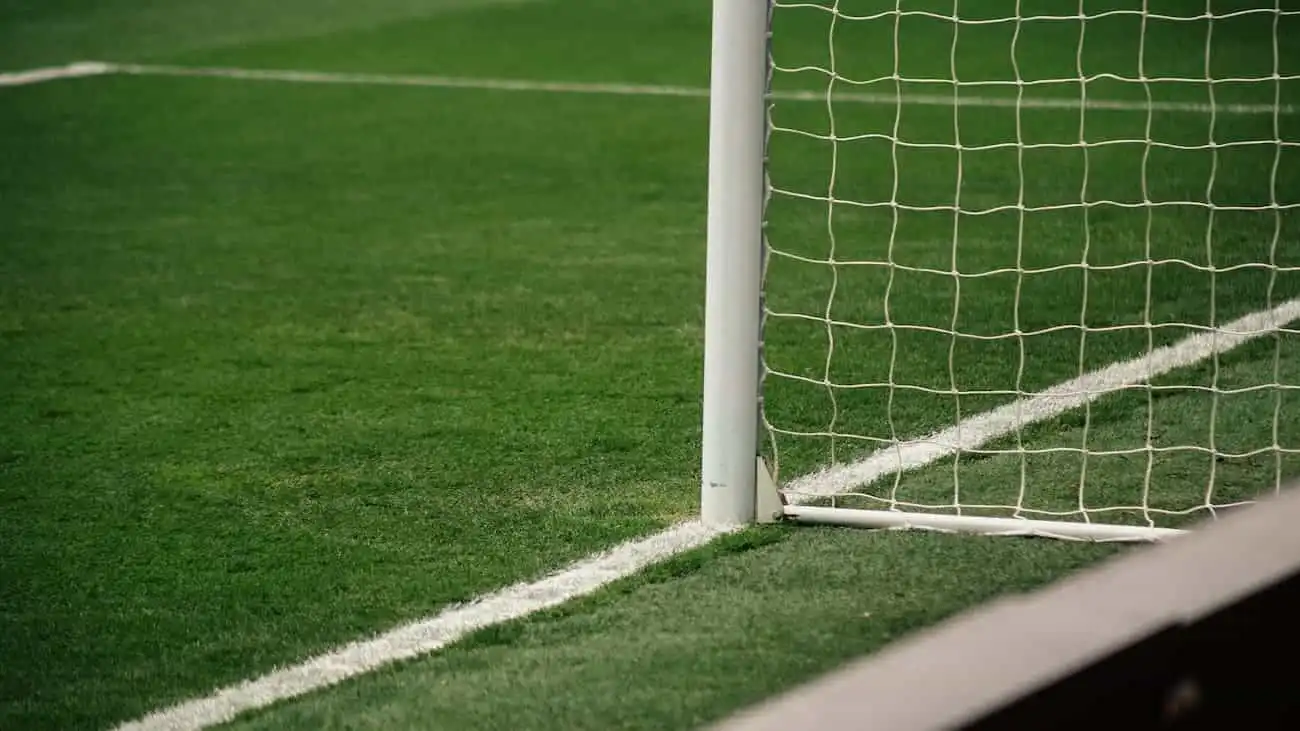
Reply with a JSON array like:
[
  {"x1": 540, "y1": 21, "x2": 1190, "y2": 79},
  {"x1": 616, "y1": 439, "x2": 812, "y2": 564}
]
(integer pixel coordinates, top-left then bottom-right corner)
[
  {"x1": 101, "y1": 61, "x2": 1295, "y2": 115},
  {"x1": 113, "y1": 520, "x2": 736, "y2": 731},
  {"x1": 784, "y1": 297, "x2": 1300, "y2": 502},
  {"x1": 0, "y1": 61, "x2": 113, "y2": 87}
]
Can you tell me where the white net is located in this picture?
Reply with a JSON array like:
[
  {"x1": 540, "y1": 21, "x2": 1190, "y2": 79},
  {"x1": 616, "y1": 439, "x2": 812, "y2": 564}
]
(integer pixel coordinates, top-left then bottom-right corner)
[{"x1": 760, "y1": 0, "x2": 1300, "y2": 535}]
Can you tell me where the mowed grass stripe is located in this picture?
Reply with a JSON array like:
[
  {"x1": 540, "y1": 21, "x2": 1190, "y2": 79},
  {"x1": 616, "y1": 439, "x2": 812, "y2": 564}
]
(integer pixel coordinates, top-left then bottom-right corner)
[
  {"x1": 0, "y1": 0, "x2": 539, "y2": 70},
  {"x1": 0, "y1": 76, "x2": 711, "y2": 731}
]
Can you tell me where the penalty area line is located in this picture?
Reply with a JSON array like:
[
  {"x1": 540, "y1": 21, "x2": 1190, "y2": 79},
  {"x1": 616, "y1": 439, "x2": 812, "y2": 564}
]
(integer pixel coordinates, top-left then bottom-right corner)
[{"x1": 27, "y1": 60, "x2": 1289, "y2": 115}]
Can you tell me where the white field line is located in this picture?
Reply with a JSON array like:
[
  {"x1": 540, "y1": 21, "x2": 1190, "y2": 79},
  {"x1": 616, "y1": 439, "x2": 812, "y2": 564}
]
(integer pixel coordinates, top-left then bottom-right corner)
[
  {"x1": 784, "y1": 296, "x2": 1300, "y2": 501},
  {"x1": 113, "y1": 521, "x2": 736, "y2": 731},
  {"x1": 53, "y1": 61, "x2": 1290, "y2": 115},
  {"x1": 114, "y1": 298, "x2": 1300, "y2": 730},
  {"x1": 0, "y1": 61, "x2": 113, "y2": 86}
]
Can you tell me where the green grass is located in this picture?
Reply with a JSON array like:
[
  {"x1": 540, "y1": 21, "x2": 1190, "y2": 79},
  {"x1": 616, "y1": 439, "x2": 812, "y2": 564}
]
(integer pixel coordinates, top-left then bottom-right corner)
[
  {"x1": 2, "y1": 0, "x2": 1299, "y2": 729},
  {"x1": 0, "y1": 0, "x2": 537, "y2": 70},
  {"x1": 221, "y1": 330, "x2": 1293, "y2": 730},
  {"x1": 220, "y1": 528, "x2": 1122, "y2": 731},
  {"x1": 1, "y1": 72, "x2": 712, "y2": 731}
]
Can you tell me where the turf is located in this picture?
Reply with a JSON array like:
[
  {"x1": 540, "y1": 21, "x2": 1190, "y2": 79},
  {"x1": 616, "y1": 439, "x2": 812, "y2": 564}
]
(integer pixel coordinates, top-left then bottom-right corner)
[
  {"x1": 0, "y1": 71, "x2": 712, "y2": 730},
  {"x1": 220, "y1": 332, "x2": 1293, "y2": 731},
  {"x1": 0, "y1": 0, "x2": 534, "y2": 70},
  {"x1": 2, "y1": 0, "x2": 1298, "y2": 729},
  {"x1": 220, "y1": 528, "x2": 1123, "y2": 731}
]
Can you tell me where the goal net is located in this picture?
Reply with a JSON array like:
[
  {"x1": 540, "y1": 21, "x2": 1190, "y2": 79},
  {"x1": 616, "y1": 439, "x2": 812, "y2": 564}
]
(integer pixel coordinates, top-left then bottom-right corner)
[{"x1": 701, "y1": 0, "x2": 1300, "y2": 540}]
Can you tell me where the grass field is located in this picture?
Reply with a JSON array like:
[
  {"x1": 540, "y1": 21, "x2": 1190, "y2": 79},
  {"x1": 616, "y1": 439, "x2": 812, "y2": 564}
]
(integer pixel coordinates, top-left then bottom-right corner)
[{"x1": 1, "y1": 1, "x2": 1298, "y2": 730}]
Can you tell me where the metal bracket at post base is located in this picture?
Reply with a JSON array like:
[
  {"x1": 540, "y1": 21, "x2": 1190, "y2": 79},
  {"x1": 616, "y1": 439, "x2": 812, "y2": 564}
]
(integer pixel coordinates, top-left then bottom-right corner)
[{"x1": 755, "y1": 456, "x2": 785, "y2": 524}]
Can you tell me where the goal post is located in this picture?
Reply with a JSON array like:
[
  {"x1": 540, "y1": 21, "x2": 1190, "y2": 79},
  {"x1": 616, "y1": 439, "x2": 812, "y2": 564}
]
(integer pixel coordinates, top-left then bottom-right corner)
[
  {"x1": 701, "y1": 1, "x2": 1300, "y2": 538},
  {"x1": 700, "y1": 0, "x2": 769, "y2": 526}
]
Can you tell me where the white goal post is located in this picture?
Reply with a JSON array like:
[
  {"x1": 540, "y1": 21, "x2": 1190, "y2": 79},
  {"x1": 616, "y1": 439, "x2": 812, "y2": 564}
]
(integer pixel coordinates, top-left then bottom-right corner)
[
  {"x1": 700, "y1": 0, "x2": 769, "y2": 527},
  {"x1": 700, "y1": 0, "x2": 1300, "y2": 540}
]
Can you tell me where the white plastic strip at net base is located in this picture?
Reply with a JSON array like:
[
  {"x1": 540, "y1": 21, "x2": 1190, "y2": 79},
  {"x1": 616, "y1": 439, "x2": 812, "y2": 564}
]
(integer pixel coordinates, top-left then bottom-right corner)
[
  {"x1": 784, "y1": 505, "x2": 1185, "y2": 542},
  {"x1": 760, "y1": 1, "x2": 1300, "y2": 540}
]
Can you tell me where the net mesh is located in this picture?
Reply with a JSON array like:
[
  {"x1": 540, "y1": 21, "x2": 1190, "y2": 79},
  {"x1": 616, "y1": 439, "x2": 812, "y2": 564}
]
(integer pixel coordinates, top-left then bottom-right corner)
[{"x1": 760, "y1": 0, "x2": 1300, "y2": 532}]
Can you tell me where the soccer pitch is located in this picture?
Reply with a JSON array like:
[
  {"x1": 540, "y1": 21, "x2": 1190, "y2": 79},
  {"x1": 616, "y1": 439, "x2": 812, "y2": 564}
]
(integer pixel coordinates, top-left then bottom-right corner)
[{"x1": 2, "y1": 1, "x2": 1298, "y2": 729}]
